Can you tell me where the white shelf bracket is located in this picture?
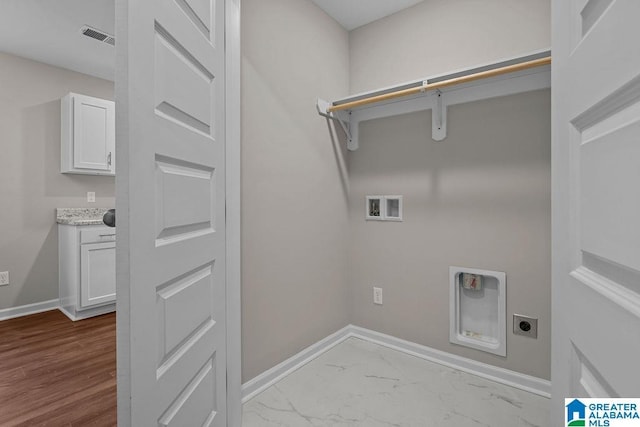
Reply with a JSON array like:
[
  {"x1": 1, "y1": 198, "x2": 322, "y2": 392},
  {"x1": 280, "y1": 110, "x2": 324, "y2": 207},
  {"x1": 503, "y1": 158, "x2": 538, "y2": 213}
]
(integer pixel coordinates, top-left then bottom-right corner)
[
  {"x1": 432, "y1": 90, "x2": 447, "y2": 141},
  {"x1": 317, "y1": 98, "x2": 356, "y2": 149}
]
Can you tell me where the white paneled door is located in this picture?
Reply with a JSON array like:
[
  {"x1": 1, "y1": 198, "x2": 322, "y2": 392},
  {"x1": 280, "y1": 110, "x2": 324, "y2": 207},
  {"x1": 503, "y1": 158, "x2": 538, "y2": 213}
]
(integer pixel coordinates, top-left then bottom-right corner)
[
  {"x1": 552, "y1": 0, "x2": 640, "y2": 423},
  {"x1": 116, "y1": 0, "x2": 228, "y2": 425}
]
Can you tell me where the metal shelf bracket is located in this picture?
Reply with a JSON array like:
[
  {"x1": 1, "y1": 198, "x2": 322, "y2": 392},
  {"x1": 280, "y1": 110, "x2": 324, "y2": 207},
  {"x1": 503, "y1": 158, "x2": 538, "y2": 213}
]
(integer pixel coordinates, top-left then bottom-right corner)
[
  {"x1": 432, "y1": 90, "x2": 448, "y2": 141},
  {"x1": 317, "y1": 98, "x2": 353, "y2": 145}
]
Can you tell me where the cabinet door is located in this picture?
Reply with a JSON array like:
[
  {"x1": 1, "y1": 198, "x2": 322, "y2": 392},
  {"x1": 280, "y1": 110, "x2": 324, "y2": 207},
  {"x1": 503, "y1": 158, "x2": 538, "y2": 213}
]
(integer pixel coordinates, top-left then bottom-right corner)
[
  {"x1": 73, "y1": 94, "x2": 115, "y2": 173},
  {"x1": 80, "y1": 241, "x2": 116, "y2": 308}
]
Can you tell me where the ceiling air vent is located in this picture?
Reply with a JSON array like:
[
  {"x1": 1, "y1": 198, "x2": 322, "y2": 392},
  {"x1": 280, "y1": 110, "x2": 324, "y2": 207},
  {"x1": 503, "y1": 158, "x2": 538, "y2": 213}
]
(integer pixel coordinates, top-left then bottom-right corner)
[{"x1": 80, "y1": 26, "x2": 115, "y2": 46}]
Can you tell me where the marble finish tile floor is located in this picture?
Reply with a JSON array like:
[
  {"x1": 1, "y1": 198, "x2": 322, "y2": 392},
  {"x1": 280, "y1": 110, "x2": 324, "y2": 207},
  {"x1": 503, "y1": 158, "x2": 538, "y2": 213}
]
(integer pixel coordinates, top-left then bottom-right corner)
[{"x1": 242, "y1": 337, "x2": 549, "y2": 426}]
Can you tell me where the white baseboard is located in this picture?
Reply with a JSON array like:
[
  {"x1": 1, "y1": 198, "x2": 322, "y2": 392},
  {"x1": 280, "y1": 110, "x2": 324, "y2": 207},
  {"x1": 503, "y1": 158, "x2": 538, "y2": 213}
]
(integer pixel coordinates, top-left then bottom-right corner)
[
  {"x1": 0, "y1": 299, "x2": 59, "y2": 321},
  {"x1": 58, "y1": 303, "x2": 116, "y2": 321},
  {"x1": 349, "y1": 326, "x2": 551, "y2": 398},
  {"x1": 241, "y1": 325, "x2": 352, "y2": 403},
  {"x1": 241, "y1": 324, "x2": 551, "y2": 402}
]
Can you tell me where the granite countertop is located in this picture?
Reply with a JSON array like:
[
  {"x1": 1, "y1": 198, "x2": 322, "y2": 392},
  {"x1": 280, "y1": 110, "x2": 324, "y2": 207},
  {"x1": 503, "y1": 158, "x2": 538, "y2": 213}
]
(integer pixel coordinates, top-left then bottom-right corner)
[{"x1": 56, "y1": 208, "x2": 112, "y2": 226}]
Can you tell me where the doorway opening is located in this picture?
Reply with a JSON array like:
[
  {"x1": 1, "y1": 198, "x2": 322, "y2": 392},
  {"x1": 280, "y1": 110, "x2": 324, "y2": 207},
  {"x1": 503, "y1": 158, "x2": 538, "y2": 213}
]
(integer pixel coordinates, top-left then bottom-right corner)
[{"x1": 0, "y1": 1, "x2": 118, "y2": 424}]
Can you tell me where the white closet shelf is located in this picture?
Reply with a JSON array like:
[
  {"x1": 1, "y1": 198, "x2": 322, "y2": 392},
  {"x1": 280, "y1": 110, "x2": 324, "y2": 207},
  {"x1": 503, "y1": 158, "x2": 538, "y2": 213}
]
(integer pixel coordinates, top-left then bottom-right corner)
[{"x1": 317, "y1": 49, "x2": 551, "y2": 150}]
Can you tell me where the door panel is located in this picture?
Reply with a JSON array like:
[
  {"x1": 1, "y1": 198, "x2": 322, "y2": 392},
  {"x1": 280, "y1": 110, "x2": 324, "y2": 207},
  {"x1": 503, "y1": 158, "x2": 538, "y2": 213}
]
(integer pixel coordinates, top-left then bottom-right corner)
[
  {"x1": 578, "y1": 100, "x2": 640, "y2": 271},
  {"x1": 153, "y1": 25, "x2": 214, "y2": 135},
  {"x1": 158, "y1": 358, "x2": 217, "y2": 427},
  {"x1": 155, "y1": 157, "x2": 216, "y2": 244},
  {"x1": 73, "y1": 95, "x2": 114, "y2": 171},
  {"x1": 567, "y1": 269, "x2": 640, "y2": 396},
  {"x1": 117, "y1": 0, "x2": 226, "y2": 424},
  {"x1": 567, "y1": 1, "x2": 640, "y2": 111},
  {"x1": 552, "y1": 0, "x2": 640, "y2": 422},
  {"x1": 80, "y1": 241, "x2": 116, "y2": 307},
  {"x1": 156, "y1": 264, "x2": 214, "y2": 360}
]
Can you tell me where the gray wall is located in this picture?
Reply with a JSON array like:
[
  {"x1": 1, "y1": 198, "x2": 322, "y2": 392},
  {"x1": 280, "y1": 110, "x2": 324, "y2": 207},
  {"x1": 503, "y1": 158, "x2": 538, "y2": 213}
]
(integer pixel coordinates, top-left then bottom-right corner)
[
  {"x1": 0, "y1": 52, "x2": 114, "y2": 310},
  {"x1": 347, "y1": 0, "x2": 551, "y2": 382},
  {"x1": 348, "y1": 92, "x2": 551, "y2": 379},
  {"x1": 349, "y1": 0, "x2": 551, "y2": 94},
  {"x1": 241, "y1": 0, "x2": 351, "y2": 382},
  {"x1": 241, "y1": 0, "x2": 551, "y2": 381}
]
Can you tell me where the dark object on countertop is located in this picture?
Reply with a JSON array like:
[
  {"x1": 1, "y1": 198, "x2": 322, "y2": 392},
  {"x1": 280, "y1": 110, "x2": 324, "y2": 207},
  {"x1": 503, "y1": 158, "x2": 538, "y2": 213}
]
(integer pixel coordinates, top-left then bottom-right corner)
[{"x1": 103, "y1": 209, "x2": 116, "y2": 227}]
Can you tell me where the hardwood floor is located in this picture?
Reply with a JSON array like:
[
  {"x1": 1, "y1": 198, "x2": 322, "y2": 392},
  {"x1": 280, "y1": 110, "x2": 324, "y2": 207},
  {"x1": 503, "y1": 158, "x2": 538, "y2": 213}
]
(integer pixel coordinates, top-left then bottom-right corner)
[{"x1": 0, "y1": 310, "x2": 116, "y2": 426}]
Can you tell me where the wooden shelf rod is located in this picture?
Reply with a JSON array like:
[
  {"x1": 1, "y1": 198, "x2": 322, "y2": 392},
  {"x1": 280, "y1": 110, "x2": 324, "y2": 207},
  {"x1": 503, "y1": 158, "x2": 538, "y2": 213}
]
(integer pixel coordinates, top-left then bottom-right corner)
[{"x1": 327, "y1": 56, "x2": 551, "y2": 113}]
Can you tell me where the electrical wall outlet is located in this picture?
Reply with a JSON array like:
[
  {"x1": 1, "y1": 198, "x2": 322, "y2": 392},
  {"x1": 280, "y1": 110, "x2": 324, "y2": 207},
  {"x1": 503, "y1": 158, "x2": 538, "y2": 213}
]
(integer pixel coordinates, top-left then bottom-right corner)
[
  {"x1": 87, "y1": 192, "x2": 96, "y2": 203},
  {"x1": 373, "y1": 287, "x2": 383, "y2": 305},
  {"x1": 513, "y1": 314, "x2": 538, "y2": 338},
  {"x1": 0, "y1": 271, "x2": 9, "y2": 286}
]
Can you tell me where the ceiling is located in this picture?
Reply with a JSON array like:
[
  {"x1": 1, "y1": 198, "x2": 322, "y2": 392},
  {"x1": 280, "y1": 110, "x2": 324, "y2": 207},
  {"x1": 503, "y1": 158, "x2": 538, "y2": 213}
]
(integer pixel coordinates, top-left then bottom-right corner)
[
  {"x1": 0, "y1": 0, "x2": 424, "y2": 81},
  {"x1": 0, "y1": 0, "x2": 115, "y2": 81},
  {"x1": 310, "y1": 0, "x2": 425, "y2": 31}
]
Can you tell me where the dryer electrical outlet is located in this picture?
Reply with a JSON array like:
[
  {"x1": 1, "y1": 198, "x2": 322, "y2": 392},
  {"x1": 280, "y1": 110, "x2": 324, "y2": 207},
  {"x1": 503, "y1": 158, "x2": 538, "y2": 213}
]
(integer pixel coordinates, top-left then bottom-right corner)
[
  {"x1": 0, "y1": 271, "x2": 9, "y2": 286},
  {"x1": 513, "y1": 314, "x2": 538, "y2": 338}
]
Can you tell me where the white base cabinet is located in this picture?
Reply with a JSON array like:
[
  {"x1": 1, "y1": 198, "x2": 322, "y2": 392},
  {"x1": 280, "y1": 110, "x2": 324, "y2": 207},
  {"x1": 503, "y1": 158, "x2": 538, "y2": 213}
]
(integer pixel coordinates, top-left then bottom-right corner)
[{"x1": 59, "y1": 224, "x2": 116, "y2": 320}]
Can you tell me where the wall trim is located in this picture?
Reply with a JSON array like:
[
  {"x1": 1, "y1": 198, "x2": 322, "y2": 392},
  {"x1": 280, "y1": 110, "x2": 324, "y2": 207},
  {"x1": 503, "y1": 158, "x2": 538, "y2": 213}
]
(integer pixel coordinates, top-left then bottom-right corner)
[
  {"x1": 241, "y1": 325, "x2": 352, "y2": 403},
  {"x1": 225, "y1": 0, "x2": 242, "y2": 425},
  {"x1": 0, "y1": 299, "x2": 59, "y2": 321},
  {"x1": 349, "y1": 326, "x2": 551, "y2": 398},
  {"x1": 241, "y1": 325, "x2": 551, "y2": 403},
  {"x1": 58, "y1": 303, "x2": 115, "y2": 322}
]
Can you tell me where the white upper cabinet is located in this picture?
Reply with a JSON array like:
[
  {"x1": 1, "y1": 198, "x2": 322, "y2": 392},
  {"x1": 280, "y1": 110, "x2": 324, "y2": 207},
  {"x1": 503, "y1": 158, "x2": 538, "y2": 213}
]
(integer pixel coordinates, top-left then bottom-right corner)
[{"x1": 61, "y1": 93, "x2": 115, "y2": 176}]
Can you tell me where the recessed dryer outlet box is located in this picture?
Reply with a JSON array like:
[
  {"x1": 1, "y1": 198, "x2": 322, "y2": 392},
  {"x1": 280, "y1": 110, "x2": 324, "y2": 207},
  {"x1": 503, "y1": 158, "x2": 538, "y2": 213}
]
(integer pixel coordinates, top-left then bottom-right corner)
[{"x1": 513, "y1": 314, "x2": 538, "y2": 338}]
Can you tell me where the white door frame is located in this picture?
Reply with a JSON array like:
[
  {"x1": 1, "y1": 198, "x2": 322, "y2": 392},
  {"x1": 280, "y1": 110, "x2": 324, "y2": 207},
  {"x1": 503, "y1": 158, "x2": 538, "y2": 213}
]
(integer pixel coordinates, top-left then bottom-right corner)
[
  {"x1": 114, "y1": 0, "x2": 242, "y2": 424},
  {"x1": 225, "y1": 0, "x2": 242, "y2": 425}
]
